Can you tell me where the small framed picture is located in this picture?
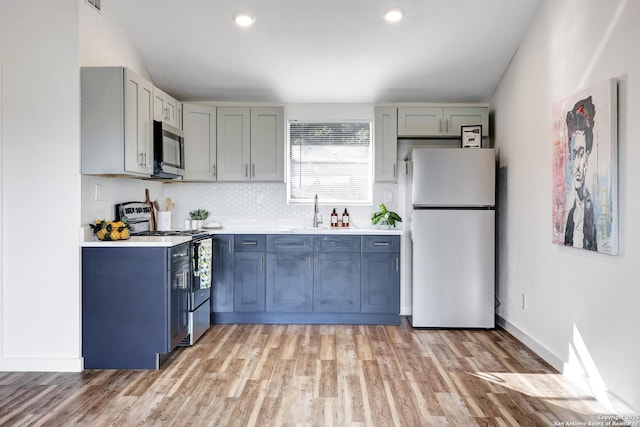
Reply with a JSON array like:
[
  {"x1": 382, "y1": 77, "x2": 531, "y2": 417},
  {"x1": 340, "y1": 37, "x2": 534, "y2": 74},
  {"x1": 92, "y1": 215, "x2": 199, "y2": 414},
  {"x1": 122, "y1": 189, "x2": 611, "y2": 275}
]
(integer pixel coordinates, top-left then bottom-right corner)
[{"x1": 461, "y1": 125, "x2": 483, "y2": 148}]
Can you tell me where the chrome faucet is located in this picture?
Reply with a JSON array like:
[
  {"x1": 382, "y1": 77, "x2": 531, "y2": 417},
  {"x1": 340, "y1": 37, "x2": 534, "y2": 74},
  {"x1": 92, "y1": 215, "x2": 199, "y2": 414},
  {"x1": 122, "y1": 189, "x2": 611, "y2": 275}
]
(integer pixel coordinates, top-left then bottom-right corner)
[{"x1": 313, "y1": 194, "x2": 323, "y2": 228}]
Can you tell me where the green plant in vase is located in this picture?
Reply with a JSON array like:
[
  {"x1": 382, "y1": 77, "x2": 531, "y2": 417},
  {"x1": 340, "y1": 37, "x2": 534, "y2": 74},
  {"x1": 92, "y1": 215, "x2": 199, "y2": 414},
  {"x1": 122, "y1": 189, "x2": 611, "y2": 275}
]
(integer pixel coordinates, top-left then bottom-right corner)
[
  {"x1": 189, "y1": 209, "x2": 210, "y2": 229},
  {"x1": 371, "y1": 203, "x2": 402, "y2": 228}
]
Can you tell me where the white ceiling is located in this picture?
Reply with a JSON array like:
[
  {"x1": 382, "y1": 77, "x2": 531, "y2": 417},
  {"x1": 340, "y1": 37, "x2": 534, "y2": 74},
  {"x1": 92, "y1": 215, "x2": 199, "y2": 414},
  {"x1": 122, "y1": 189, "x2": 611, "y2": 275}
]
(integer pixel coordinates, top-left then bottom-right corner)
[{"x1": 111, "y1": 0, "x2": 541, "y2": 104}]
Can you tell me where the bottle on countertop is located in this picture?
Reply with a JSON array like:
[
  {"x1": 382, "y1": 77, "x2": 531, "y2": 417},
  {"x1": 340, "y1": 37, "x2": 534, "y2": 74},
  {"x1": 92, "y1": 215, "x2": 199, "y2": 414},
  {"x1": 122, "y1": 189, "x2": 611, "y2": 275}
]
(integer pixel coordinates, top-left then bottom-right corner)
[
  {"x1": 331, "y1": 209, "x2": 338, "y2": 227},
  {"x1": 342, "y1": 208, "x2": 349, "y2": 228}
]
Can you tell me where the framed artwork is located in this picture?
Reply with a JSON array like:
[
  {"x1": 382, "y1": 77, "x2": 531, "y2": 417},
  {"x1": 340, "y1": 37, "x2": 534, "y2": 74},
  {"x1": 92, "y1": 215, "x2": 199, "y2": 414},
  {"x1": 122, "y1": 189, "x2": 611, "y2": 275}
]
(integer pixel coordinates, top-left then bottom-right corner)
[
  {"x1": 552, "y1": 78, "x2": 618, "y2": 255},
  {"x1": 461, "y1": 125, "x2": 482, "y2": 148}
]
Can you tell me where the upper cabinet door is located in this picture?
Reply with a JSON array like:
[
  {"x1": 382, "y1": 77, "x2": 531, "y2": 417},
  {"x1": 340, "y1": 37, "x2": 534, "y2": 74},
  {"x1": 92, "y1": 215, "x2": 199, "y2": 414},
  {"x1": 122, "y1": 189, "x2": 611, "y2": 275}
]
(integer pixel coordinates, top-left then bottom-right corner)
[
  {"x1": 153, "y1": 87, "x2": 180, "y2": 128},
  {"x1": 374, "y1": 107, "x2": 398, "y2": 182},
  {"x1": 397, "y1": 106, "x2": 489, "y2": 138},
  {"x1": 124, "y1": 68, "x2": 153, "y2": 175},
  {"x1": 217, "y1": 107, "x2": 251, "y2": 181},
  {"x1": 444, "y1": 107, "x2": 489, "y2": 137},
  {"x1": 397, "y1": 107, "x2": 442, "y2": 137},
  {"x1": 250, "y1": 107, "x2": 284, "y2": 182},
  {"x1": 81, "y1": 67, "x2": 153, "y2": 176},
  {"x1": 182, "y1": 103, "x2": 217, "y2": 181}
]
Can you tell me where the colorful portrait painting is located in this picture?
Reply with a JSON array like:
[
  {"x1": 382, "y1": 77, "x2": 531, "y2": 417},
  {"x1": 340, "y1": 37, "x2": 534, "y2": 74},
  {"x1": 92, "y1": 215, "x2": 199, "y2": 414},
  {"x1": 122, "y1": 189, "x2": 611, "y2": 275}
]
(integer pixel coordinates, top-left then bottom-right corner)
[{"x1": 552, "y1": 79, "x2": 618, "y2": 255}]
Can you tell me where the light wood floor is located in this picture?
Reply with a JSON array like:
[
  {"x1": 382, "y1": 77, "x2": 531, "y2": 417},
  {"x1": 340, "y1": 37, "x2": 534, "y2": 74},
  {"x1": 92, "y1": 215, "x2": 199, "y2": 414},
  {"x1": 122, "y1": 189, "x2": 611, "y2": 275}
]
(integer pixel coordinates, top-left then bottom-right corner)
[{"x1": 0, "y1": 318, "x2": 624, "y2": 426}]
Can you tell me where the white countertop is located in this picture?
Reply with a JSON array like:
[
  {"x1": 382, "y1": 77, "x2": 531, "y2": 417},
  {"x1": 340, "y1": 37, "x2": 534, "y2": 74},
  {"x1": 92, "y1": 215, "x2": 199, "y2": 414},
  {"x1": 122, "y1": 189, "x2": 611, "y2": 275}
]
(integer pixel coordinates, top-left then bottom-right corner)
[
  {"x1": 80, "y1": 225, "x2": 402, "y2": 247},
  {"x1": 203, "y1": 226, "x2": 403, "y2": 235},
  {"x1": 81, "y1": 235, "x2": 193, "y2": 248}
]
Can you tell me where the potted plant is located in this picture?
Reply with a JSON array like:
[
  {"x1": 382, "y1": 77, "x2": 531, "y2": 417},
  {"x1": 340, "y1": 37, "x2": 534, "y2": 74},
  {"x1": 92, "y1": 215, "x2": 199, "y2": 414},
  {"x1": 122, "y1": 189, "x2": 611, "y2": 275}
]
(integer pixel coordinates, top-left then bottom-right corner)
[
  {"x1": 189, "y1": 209, "x2": 210, "y2": 229},
  {"x1": 371, "y1": 203, "x2": 402, "y2": 229}
]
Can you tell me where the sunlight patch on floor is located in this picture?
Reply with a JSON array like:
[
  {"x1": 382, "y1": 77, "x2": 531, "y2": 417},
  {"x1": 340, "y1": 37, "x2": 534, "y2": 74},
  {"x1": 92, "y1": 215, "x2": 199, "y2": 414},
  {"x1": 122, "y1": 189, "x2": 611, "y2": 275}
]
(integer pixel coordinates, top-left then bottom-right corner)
[{"x1": 471, "y1": 371, "x2": 606, "y2": 415}]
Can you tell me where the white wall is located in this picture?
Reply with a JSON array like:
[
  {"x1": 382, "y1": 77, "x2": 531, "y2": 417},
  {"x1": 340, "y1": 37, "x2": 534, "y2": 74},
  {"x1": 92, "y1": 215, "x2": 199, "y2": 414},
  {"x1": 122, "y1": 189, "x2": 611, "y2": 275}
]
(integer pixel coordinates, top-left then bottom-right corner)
[
  {"x1": 78, "y1": 0, "x2": 164, "y2": 226},
  {"x1": 79, "y1": 0, "x2": 150, "y2": 79},
  {"x1": 491, "y1": 0, "x2": 639, "y2": 413},
  {"x1": 0, "y1": 0, "x2": 82, "y2": 370},
  {"x1": 0, "y1": 0, "x2": 156, "y2": 372}
]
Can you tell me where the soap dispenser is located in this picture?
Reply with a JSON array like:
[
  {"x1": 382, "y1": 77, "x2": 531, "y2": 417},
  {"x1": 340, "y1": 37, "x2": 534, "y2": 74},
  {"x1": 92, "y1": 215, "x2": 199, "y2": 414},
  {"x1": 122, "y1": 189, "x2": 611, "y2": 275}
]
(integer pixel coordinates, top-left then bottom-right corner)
[
  {"x1": 331, "y1": 209, "x2": 338, "y2": 227},
  {"x1": 342, "y1": 208, "x2": 349, "y2": 228}
]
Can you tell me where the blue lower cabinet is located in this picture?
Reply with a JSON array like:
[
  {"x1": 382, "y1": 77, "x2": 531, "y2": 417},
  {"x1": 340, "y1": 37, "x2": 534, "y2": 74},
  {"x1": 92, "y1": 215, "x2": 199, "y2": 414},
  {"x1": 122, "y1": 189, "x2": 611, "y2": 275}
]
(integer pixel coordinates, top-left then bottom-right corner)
[
  {"x1": 234, "y1": 251, "x2": 266, "y2": 312},
  {"x1": 212, "y1": 235, "x2": 234, "y2": 313},
  {"x1": 83, "y1": 247, "x2": 173, "y2": 369},
  {"x1": 213, "y1": 234, "x2": 400, "y2": 325},
  {"x1": 266, "y1": 253, "x2": 313, "y2": 312},
  {"x1": 313, "y1": 253, "x2": 361, "y2": 313},
  {"x1": 361, "y1": 253, "x2": 400, "y2": 313}
]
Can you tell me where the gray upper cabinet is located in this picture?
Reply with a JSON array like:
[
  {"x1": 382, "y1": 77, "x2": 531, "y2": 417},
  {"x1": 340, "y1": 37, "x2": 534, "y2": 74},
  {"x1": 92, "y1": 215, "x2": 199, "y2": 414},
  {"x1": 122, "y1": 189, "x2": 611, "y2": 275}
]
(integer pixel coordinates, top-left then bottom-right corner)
[
  {"x1": 397, "y1": 106, "x2": 488, "y2": 138},
  {"x1": 153, "y1": 86, "x2": 181, "y2": 129},
  {"x1": 217, "y1": 107, "x2": 284, "y2": 182},
  {"x1": 251, "y1": 107, "x2": 285, "y2": 182},
  {"x1": 81, "y1": 67, "x2": 153, "y2": 176},
  {"x1": 374, "y1": 107, "x2": 398, "y2": 182},
  {"x1": 182, "y1": 104, "x2": 217, "y2": 181},
  {"x1": 217, "y1": 107, "x2": 251, "y2": 181}
]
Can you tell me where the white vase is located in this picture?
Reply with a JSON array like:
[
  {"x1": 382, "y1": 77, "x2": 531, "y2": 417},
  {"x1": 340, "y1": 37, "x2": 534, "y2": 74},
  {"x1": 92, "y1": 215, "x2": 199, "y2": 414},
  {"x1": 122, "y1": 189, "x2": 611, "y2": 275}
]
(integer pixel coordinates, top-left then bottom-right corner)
[{"x1": 378, "y1": 219, "x2": 391, "y2": 230}]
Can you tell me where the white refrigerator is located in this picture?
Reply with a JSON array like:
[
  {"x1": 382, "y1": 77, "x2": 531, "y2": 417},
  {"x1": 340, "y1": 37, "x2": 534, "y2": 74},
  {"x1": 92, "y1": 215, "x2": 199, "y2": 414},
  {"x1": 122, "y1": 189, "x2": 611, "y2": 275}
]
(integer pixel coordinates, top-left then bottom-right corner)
[{"x1": 410, "y1": 148, "x2": 495, "y2": 328}]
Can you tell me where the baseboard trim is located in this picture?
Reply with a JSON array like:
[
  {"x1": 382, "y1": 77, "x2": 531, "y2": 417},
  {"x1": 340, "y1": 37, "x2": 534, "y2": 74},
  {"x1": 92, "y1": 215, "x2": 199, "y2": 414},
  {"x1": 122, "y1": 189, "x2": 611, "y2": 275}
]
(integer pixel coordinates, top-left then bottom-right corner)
[
  {"x1": 496, "y1": 315, "x2": 564, "y2": 372},
  {"x1": 496, "y1": 315, "x2": 638, "y2": 414},
  {"x1": 0, "y1": 357, "x2": 83, "y2": 372}
]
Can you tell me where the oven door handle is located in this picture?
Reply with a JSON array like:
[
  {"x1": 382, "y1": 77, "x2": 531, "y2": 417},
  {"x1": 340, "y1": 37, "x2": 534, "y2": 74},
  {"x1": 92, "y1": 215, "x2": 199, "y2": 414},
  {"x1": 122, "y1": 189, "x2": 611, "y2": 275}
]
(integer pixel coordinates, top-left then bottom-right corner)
[{"x1": 192, "y1": 241, "x2": 200, "y2": 276}]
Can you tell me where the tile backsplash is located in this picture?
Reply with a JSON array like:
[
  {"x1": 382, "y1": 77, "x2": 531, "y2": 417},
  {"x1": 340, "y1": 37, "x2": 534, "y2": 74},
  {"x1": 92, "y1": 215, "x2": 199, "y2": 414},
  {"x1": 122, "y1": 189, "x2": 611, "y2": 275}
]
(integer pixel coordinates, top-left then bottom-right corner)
[
  {"x1": 82, "y1": 176, "x2": 402, "y2": 230},
  {"x1": 165, "y1": 182, "x2": 400, "y2": 229},
  {"x1": 81, "y1": 175, "x2": 164, "y2": 225}
]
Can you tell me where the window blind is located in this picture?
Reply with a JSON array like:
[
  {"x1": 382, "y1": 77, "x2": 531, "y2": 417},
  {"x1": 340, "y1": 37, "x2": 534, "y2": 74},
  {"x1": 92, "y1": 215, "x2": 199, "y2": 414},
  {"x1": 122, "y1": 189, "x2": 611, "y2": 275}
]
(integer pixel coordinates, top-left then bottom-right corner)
[{"x1": 288, "y1": 121, "x2": 372, "y2": 203}]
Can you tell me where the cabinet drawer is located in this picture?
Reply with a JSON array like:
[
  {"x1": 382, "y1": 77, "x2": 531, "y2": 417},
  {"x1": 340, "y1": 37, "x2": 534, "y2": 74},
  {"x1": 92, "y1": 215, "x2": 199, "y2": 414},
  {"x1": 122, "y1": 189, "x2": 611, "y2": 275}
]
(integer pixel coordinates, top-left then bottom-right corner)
[
  {"x1": 314, "y1": 235, "x2": 361, "y2": 253},
  {"x1": 234, "y1": 235, "x2": 266, "y2": 252},
  {"x1": 267, "y1": 235, "x2": 314, "y2": 252},
  {"x1": 362, "y1": 236, "x2": 400, "y2": 253}
]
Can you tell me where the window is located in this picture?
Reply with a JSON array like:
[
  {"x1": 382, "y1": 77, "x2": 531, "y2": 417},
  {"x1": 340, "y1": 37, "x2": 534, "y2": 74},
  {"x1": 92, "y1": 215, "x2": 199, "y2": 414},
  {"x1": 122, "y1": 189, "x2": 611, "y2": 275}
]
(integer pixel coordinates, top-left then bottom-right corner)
[{"x1": 288, "y1": 121, "x2": 372, "y2": 204}]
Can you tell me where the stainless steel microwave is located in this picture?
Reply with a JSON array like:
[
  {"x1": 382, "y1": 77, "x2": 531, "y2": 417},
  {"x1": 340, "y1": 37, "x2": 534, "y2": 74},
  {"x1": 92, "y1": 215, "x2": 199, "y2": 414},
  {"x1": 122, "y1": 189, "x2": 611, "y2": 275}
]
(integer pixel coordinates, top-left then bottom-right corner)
[{"x1": 153, "y1": 120, "x2": 184, "y2": 179}]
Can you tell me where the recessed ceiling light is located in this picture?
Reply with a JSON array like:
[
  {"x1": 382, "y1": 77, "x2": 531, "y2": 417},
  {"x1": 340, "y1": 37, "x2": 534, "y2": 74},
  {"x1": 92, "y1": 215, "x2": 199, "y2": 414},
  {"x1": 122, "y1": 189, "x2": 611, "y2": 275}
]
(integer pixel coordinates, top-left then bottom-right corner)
[
  {"x1": 233, "y1": 13, "x2": 255, "y2": 27},
  {"x1": 383, "y1": 7, "x2": 404, "y2": 23}
]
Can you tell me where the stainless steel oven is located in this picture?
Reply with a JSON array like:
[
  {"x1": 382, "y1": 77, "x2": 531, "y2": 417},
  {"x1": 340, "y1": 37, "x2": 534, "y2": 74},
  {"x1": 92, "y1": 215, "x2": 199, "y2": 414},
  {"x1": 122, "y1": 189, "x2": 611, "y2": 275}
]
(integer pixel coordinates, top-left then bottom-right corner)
[
  {"x1": 115, "y1": 201, "x2": 212, "y2": 346},
  {"x1": 180, "y1": 234, "x2": 212, "y2": 346}
]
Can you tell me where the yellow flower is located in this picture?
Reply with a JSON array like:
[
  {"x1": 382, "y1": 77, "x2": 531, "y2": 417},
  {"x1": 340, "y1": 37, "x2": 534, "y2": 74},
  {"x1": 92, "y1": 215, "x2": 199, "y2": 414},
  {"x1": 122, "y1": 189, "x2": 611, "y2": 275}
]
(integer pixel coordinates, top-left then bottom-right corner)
[
  {"x1": 120, "y1": 229, "x2": 130, "y2": 240},
  {"x1": 96, "y1": 229, "x2": 107, "y2": 240},
  {"x1": 110, "y1": 230, "x2": 121, "y2": 240}
]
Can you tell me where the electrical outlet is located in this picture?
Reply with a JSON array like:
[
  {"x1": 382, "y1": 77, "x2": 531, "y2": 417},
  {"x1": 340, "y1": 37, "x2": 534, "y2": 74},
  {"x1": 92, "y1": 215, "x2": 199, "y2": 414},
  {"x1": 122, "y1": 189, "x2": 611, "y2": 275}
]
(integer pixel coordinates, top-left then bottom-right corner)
[
  {"x1": 522, "y1": 293, "x2": 526, "y2": 309},
  {"x1": 94, "y1": 184, "x2": 101, "y2": 201},
  {"x1": 384, "y1": 191, "x2": 393, "y2": 203}
]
